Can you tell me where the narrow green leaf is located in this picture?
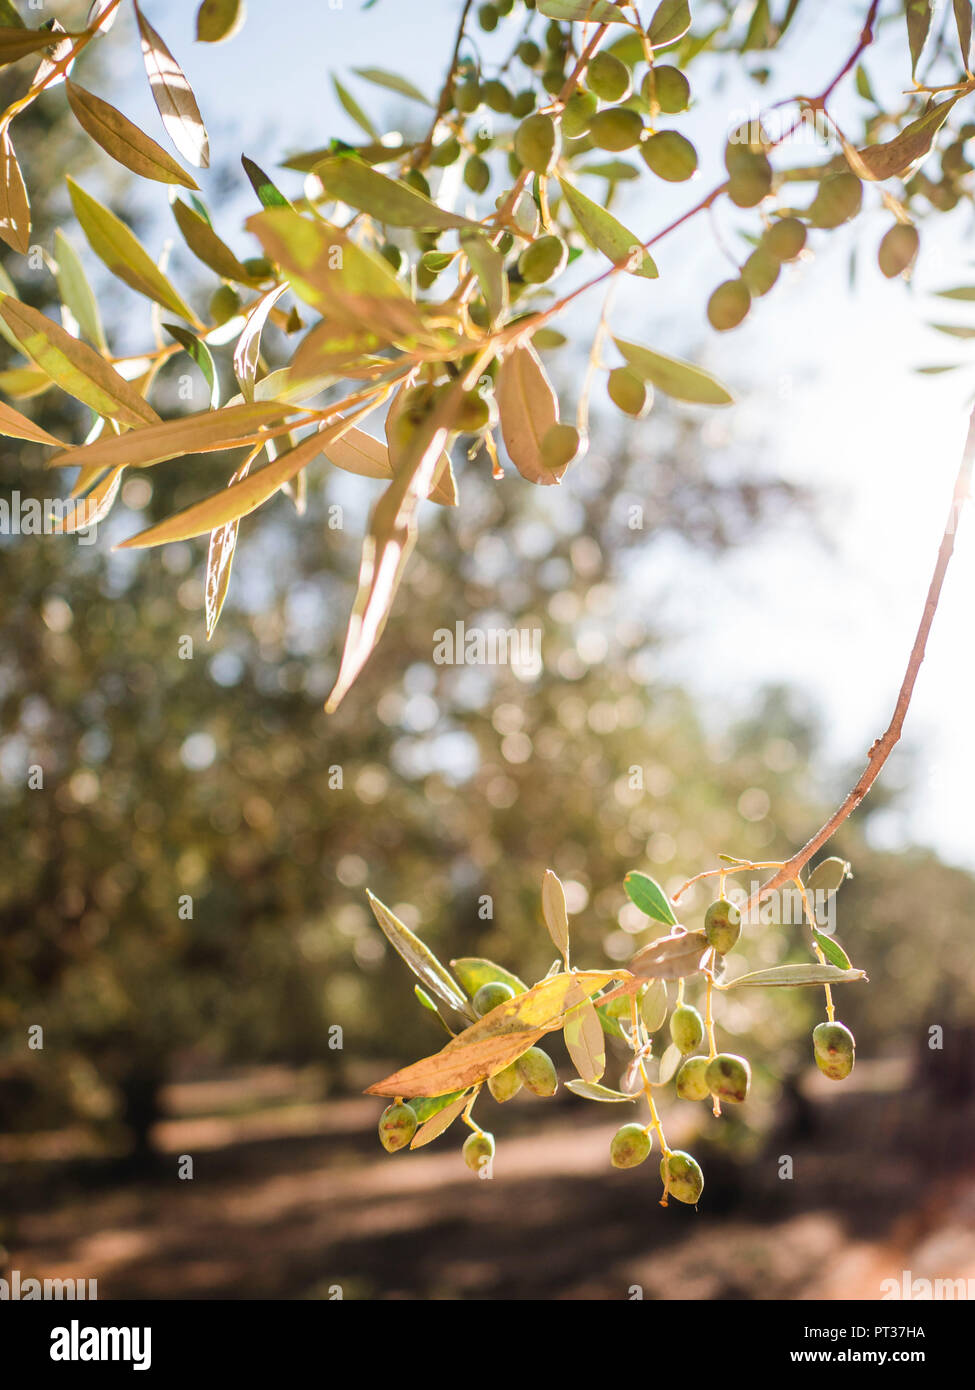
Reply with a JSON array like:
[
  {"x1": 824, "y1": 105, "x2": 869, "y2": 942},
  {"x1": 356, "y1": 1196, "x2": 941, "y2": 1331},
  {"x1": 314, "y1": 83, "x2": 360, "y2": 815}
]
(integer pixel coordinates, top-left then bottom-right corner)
[
  {"x1": 812, "y1": 931, "x2": 852, "y2": 971},
  {"x1": 537, "y1": 1, "x2": 629, "y2": 19},
  {"x1": 313, "y1": 155, "x2": 479, "y2": 230},
  {"x1": 52, "y1": 229, "x2": 106, "y2": 351},
  {"x1": 647, "y1": 0, "x2": 691, "y2": 47},
  {"x1": 906, "y1": 0, "x2": 934, "y2": 79},
  {"x1": 67, "y1": 177, "x2": 198, "y2": 322},
  {"x1": 241, "y1": 153, "x2": 291, "y2": 209},
  {"x1": 614, "y1": 337, "x2": 734, "y2": 405},
  {"x1": 409, "y1": 1089, "x2": 471, "y2": 1149},
  {"x1": 853, "y1": 94, "x2": 960, "y2": 182},
  {"x1": 47, "y1": 401, "x2": 293, "y2": 472},
  {"x1": 560, "y1": 178, "x2": 657, "y2": 278},
  {"x1": 366, "y1": 891, "x2": 473, "y2": 1020},
  {"x1": 352, "y1": 66, "x2": 430, "y2": 106},
  {"x1": 332, "y1": 73, "x2": 378, "y2": 138},
  {"x1": 954, "y1": 0, "x2": 974, "y2": 70},
  {"x1": 172, "y1": 197, "x2": 252, "y2": 282},
  {"x1": 722, "y1": 963, "x2": 868, "y2": 988},
  {"x1": 66, "y1": 78, "x2": 198, "y2": 188},
  {"x1": 623, "y1": 870, "x2": 678, "y2": 926},
  {"x1": 163, "y1": 322, "x2": 218, "y2": 409},
  {"x1": 460, "y1": 231, "x2": 508, "y2": 329},
  {"x1": 565, "y1": 1079, "x2": 637, "y2": 1102}
]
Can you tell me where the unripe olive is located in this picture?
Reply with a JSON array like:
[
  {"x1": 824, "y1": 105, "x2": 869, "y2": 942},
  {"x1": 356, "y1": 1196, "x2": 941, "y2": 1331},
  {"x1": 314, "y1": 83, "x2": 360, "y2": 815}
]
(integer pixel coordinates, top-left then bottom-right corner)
[
  {"x1": 514, "y1": 112, "x2": 560, "y2": 174},
  {"x1": 495, "y1": 0, "x2": 513, "y2": 14},
  {"x1": 482, "y1": 79, "x2": 512, "y2": 114},
  {"x1": 518, "y1": 233, "x2": 567, "y2": 284},
  {"x1": 878, "y1": 223, "x2": 919, "y2": 278},
  {"x1": 660, "y1": 1150, "x2": 704, "y2": 1204},
  {"x1": 610, "y1": 1122, "x2": 651, "y2": 1168},
  {"x1": 516, "y1": 1046, "x2": 558, "y2": 1096},
  {"x1": 379, "y1": 242, "x2": 403, "y2": 272},
  {"x1": 563, "y1": 90, "x2": 597, "y2": 138},
  {"x1": 726, "y1": 149, "x2": 773, "y2": 208},
  {"x1": 742, "y1": 248, "x2": 779, "y2": 297},
  {"x1": 707, "y1": 279, "x2": 751, "y2": 331},
  {"x1": 453, "y1": 386, "x2": 497, "y2": 434},
  {"x1": 809, "y1": 171, "x2": 862, "y2": 228},
  {"x1": 209, "y1": 284, "x2": 241, "y2": 324},
  {"x1": 378, "y1": 1101, "x2": 417, "y2": 1152},
  {"x1": 511, "y1": 89, "x2": 536, "y2": 118},
  {"x1": 518, "y1": 39, "x2": 542, "y2": 67},
  {"x1": 589, "y1": 106, "x2": 643, "y2": 152},
  {"x1": 542, "y1": 66, "x2": 565, "y2": 96},
  {"x1": 478, "y1": 3, "x2": 499, "y2": 32},
  {"x1": 464, "y1": 154, "x2": 491, "y2": 193},
  {"x1": 242, "y1": 255, "x2": 273, "y2": 279},
  {"x1": 670, "y1": 1004, "x2": 705, "y2": 1055},
  {"x1": 675, "y1": 1055, "x2": 711, "y2": 1101},
  {"x1": 473, "y1": 980, "x2": 516, "y2": 1016},
  {"x1": 642, "y1": 65, "x2": 690, "y2": 114},
  {"x1": 545, "y1": 19, "x2": 564, "y2": 51},
  {"x1": 541, "y1": 422, "x2": 583, "y2": 472},
  {"x1": 498, "y1": 230, "x2": 514, "y2": 254},
  {"x1": 487, "y1": 1061, "x2": 523, "y2": 1103},
  {"x1": 607, "y1": 366, "x2": 651, "y2": 418},
  {"x1": 640, "y1": 129, "x2": 698, "y2": 181},
  {"x1": 463, "y1": 1129, "x2": 495, "y2": 1173},
  {"x1": 763, "y1": 215, "x2": 807, "y2": 261},
  {"x1": 705, "y1": 1053, "x2": 751, "y2": 1104},
  {"x1": 812, "y1": 1021, "x2": 855, "y2": 1081},
  {"x1": 431, "y1": 135, "x2": 461, "y2": 168},
  {"x1": 586, "y1": 51, "x2": 631, "y2": 102},
  {"x1": 455, "y1": 79, "x2": 481, "y2": 114},
  {"x1": 703, "y1": 896, "x2": 742, "y2": 954}
]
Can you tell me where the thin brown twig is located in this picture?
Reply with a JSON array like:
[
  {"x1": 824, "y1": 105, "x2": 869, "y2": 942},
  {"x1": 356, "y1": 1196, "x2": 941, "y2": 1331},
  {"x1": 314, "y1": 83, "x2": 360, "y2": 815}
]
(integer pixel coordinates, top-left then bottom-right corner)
[
  {"x1": 409, "y1": 0, "x2": 476, "y2": 170},
  {"x1": 745, "y1": 403, "x2": 975, "y2": 909}
]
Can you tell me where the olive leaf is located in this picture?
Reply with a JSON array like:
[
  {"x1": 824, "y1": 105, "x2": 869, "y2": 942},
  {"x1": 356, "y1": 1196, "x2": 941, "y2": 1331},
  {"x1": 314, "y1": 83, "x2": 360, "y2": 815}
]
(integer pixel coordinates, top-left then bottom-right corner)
[
  {"x1": 410, "y1": 1091, "x2": 466, "y2": 1124},
  {"x1": 352, "y1": 66, "x2": 430, "y2": 106},
  {"x1": 720, "y1": 963, "x2": 868, "y2": 988},
  {"x1": 623, "y1": 870, "x2": 678, "y2": 926},
  {"x1": 366, "y1": 890, "x2": 473, "y2": 1021},
  {"x1": 614, "y1": 338, "x2": 734, "y2": 405},
  {"x1": 234, "y1": 283, "x2": 287, "y2": 401},
  {"x1": 134, "y1": 2, "x2": 209, "y2": 169},
  {"x1": 559, "y1": 178, "x2": 657, "y2": 278},
  {"x1": 806, "y1": 856, "x2": 851, "y2": 894},
  {"x1": 0, "y1": 398, "x2": 61, "y2": 445},
  {"x1": 0, "y1": 25, "x2": 74, "y2": 66},
  {"x1": 537, "y1": 1, "x2": 629, "y2": 21},
  {"x1": 204, "y1": 451, "x2": 256, "y2": 639},
  {"x1": 906, "y1": 0, "x2": 934, "y2": 79},
  {"x1": 332, "y1": 74, "x2": 378, "y2": 140},
  {"x1": 852, "y1": 95, "x2": 960, "y2": 182},
  {"x1": 67, "y1": 178, "x2": 198, "y2": 323},
  {"x1": 47, "y1": 401, "x2": 294, "y2": 473},
  {"x1": 646, "y1": 1042, "x2": 683, "y2": 1087},
  {"x1": 323, "y1": 425, "x2": 455, "y2": 508},
  {"x1": 0, "y1": 293, "x2": 159, "y2": 427},
  {"x1": 313, "y1": 155, "x2": 479, "y2": 231},
  {"x1": 562, "y1": 990, "x2": 605, "y2": 1083},
  {"x1": 565, "y1": 1079, "x2": 636, "y2": 1102},
  {"x1": 628, "y1": 928, "x2": 710, "y2": 981},
  {"x1": 639, "y1": 976, "x2": 669, "y2": 1032},
  {"x1": 172, "y1": 199, "x2": 251, "y2": 282},
  {"x1": 115, "y1": 423, "x2": 331, "y2": 548},
  {"x1": 384, "y1": 385, "x2": 458, "y2": 507},
  {"x1": 241, "y1": 154, "x2": 291, "y2": 210},
  {"x1": 648, "y1": 0, "x2": 691, "y2": 47},
  {"x1": 812, "y1": 931, "x2": 853, "y2": 971},
  {"x1": 163, "y1": 323, "x2": 218, "y2": 410},
  {"x1": 66, "y1": 79, "x2": 198, "y2": 188},
  {"x1": 450, "y1": 958, "x2": 528, "y2": 997},
  {"x1": 496, "y1": 341, "x2": 565, "y2": 485},
  {"x1": 409, "y1": 1089, "x2": 471, "y2": 1149},
  {"x1": 541, "y1": 868, "x2": 570, "y2": 964},
  {"x1": 460, "y1": 231, "x2": 508, "y2": 329},
  {"x1": 954, "y1": 0, "x2": 974, "y2": 71},
  {"x1": 0, "y1": 127, "x2": 29, "y2": 254},
  {"x1": 52, "y1": 230, "x2": 106, "y2": 352}
]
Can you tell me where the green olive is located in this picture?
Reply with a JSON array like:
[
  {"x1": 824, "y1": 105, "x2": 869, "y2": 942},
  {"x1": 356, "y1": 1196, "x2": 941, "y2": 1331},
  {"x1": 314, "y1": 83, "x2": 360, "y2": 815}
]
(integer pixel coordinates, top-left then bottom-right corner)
[
  {"x1": 610, "y1": 1122, "x2": 651, "y2": 1168},
  {"x1": 482, "y1": 79, "x2": 512, "y2": 114},
  {"x1": 705, "y1": 1053, "x2": 751, "y2": 1104},
  {"x1": 808, "y1": 172, "x2": 862, "y2": 228},
  {"x1": 643, "y1": 65, "x2": 690, "y2": 114},
  {"x1": 514, "y1": 112, "x2": 560, "y2": 174},
  {"x1": 463, "y1": 1129, "x2": 496, "y2": 1173},
  {"x1": 670, "y1": 1004, "x2": 705, "y2": 1055},
  {"x1": 518, "y1": 39, "x2": 542, "y2": 67},
  {"x1": 516, "y1": 1046, "x2": 558, "y2": 1096},
  {"x1": 706, "y1": 279, "x2": 751, "y2": 332},
  {"x1": 589, "y1": 107, "x2": 643, "y2": 151},
  {"x1": 209, "y1": 285, "x2": 241, "y2": 324},
  {"x1": 586, "y1": 51, "x2": 631, "y2": 103},
  {"x1": 464, "y1": 154, "x2": 491, "y2": 193},
  {"x1": 478, "y1": 3, "x2": 499, "y2": 33},
  {"x1": 812, "y1": 1021, "x2": 855, "y2": 1081},
  {"x1": 541, "y1": 422, "x2": 583, "y2": 472},
  {"x1": 487, "y1": 1062, "x2": 523, "y2": 1103},
  {"x1": 518, "y1": 234, "x2": 568, "y2": 284},
  {"x1": 473, "y1": 980, "x2": 516, "y2": 1016},
  {"x1": 703, "y1": 897, "x2": 742, "y2": 954},
  {"x1": 660, "y1": 1150, "x2": 704, "y2": 1204},
  {"x1": 742, "y1": 248, "x2": 780, "y2": 297},
  {"x1": 607, "y1": 366, "x2": 651, "y2": 418},
  {"x1": 242, "y1": 256, "x2": 273, "y2": 280},
  {"x1": 455, "y1": 79, "x2": 481, "y2": 114},
  {"x1": 563, "y1": 90, "x2": 597, "y2": 138},
  {"x1": 878, "y1": 223, "x2": 919, "y2": 278},
  {"x1": 675, "y1": 1055, "x2": 711, "y2": 1101},
  {"x1": 762, "y1": 216, "x2": 807, "y2": 261},
  {"x1": 640, "y1": 130, "x2": 698, "y2": 181},
  {"x1": 511, "y1": 89, "x2": 536, "y2": 118},
  {"x1": 378, "y1": 1101, "x2": 417, "y2": 1152}
]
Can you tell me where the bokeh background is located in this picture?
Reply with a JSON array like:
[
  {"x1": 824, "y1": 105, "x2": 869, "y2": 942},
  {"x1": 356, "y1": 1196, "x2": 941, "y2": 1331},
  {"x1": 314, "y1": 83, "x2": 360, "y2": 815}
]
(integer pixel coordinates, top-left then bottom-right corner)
[{"x1": 1, "y1": 0, "x2": 974, "y2": 1300}]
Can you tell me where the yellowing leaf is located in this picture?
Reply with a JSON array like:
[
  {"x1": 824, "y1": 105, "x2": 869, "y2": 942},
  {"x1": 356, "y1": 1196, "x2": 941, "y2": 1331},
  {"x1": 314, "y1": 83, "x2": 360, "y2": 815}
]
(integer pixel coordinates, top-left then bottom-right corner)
[
  {"x1": 66, "y1": 79, "x2": 198, "y2": 188},
  {"x1": 0, "y1": 25, "x2": 71, "y2": 66},
  {"x1": 115, "y1": 421, "x2": 332, "y2": 547},
  {"x1": 409, "y1": 1090, "x2": 472, "y2": 1149},
  {"x1": 852, "y1": 95, "x2": 960, "y2": 181},
  {"x1": 0, "y1": 128, "x2": 29, "y2": 254},
  {"x1": 562, "y1": 990, "x2": 605, "y2": 1083},
  {"x1": 0, "y1": 293, "x2": 159, "y2": 427},
  {"x1": 324, "y1": 424, "x2": 456, "y2": 507},
  {"x1": 54, "y1": 464, "x2": 123, "y2": 534},
  {"x1": 204, "y1": 451, "x2": 254, "y2": 638},
  {"x1": 0, "y1": 398, "x2": 61, "y2": 445},
  {"x1": 67, "y1": 177, "x2": 198, "y2": 323},
  {"x1": 134, "y1": 2, "x2": 209, "y2": 169},
  {"x1": 172, "y1": 198, "x2": 250, "y2": 281},
  {"x1": 496, "y1": 341, "x2": 564, "y2": 485},
  {"x1": 628, "y1": 928, "x2": 710, "y2": 981},
  {"x1": 47, "y1": 401, "x2": 294, "y2": 473},
  {"x1": 313, "y1": 155, "x2": 479, "y2": 230},
  {"x1": 541, "y1": 868, "x2": 570, "y2": 963},
  {"x1": 559, "y1": 178, "x2": 657, "y2": 278}
]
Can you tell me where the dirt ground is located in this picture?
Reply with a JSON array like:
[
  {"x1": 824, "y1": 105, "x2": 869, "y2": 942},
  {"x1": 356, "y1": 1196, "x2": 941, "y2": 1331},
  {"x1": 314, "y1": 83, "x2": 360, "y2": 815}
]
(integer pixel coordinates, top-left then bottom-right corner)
[{"x1": 4, "y1": 1055, "x2": 975, "y2": 1301}]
